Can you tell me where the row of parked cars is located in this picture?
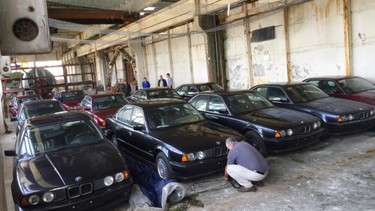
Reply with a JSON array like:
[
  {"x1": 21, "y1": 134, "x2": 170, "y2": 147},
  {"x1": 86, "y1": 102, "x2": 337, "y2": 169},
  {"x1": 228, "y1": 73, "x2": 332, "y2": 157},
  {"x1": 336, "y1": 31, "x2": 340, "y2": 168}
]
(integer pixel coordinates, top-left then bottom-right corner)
[{"x1": 5, "y1": 75, "x2": 375, "y2": 210}]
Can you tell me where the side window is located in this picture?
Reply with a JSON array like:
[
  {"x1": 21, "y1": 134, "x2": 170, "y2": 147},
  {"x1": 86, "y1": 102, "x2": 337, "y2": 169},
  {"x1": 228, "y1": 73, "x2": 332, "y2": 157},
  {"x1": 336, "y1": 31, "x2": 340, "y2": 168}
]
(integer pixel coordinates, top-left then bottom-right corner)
[
  {"x1": 306, "y1": 80, "x2": 319, "y2": 87},
  {"x1": 318, "y1": 80, "x2": 337, "y2": 95},
  {"x1": 208, "y1": 96, "x2": 227, "y2": 113},
  {"x1": 117, "y1": 106, "x2": 133, "y2": 125},
  {"x1": 190, "y1": 95, "x2": 209, "y2": 111},
  {"x1": 253, "y1": 87, "x2": 267, "y2": 97},
  {"x1": 177, "y1": 86, "x2": 188, "y2": 95},
  {"x1": 188, "y1": 86, "x2": 199, "y2": 94},
  {"x1": 81, "y1": 97, "x2": 92, "y2": 108},
  {"x1": 140, "y1": 91, "x2": 147, "y2": 100},
  {"x1": 131, "y1": 107, "x2": 144, "y2": 126},
  {"x1": 133, "y1": 91, "x2": 141, "y2": 99},
  {"x1": 266, "y1": 88, "x2": 289, "y2": 103}
]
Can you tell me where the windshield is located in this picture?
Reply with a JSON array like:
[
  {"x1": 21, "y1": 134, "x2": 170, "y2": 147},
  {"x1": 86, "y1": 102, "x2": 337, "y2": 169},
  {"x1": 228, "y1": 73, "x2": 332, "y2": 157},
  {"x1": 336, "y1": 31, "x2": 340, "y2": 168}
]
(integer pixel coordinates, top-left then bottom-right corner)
[
  {"x1": 148, "y1": 89, "x2": 181, "y2": 99},
  {"x1": 93, "y1": 95, "x2": 128, "y2": 110},
  {"x1": 285, "y1": 84, "x2": 329, "y2": 103},
  {"x1": 62, "y1": 91, "x2": 85, "y2": 100},
  {"x1": 25, "y1": 102, "x2": 65, "y2": 118},
  {"x1": 197, "y1": 83, "x2": 224, "y2": 92},
  {"x1": 20, "y1": 119, "x2": 103, "y2": 156},
  {"x1": 146, "y1": 104, "x2": 204, "y2": 129},
  {"x1": 226, "y1": 92, "x2": 274, "y2": 114},
  {"x1": 338, "y1": 77, "x2": 375, "y2": 94}
]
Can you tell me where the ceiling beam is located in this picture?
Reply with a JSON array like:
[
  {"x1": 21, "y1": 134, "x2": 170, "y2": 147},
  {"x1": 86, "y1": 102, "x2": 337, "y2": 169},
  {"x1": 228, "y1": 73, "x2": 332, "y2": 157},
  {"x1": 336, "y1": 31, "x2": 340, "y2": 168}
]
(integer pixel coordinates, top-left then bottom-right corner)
[{"x1": 48, "y1": 9, "x2": 136, "y2": 24}]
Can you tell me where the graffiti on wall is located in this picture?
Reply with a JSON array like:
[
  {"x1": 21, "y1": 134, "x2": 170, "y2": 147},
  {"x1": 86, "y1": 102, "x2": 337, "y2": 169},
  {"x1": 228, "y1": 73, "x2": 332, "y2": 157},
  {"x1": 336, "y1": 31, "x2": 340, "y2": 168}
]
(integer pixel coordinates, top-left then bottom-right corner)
[
  {"x1": 290, "y1": 64, "x2": 312, "y2": 81},
  {"x1": 228, "y1": 64, "x2": 248, "y2": 89}
]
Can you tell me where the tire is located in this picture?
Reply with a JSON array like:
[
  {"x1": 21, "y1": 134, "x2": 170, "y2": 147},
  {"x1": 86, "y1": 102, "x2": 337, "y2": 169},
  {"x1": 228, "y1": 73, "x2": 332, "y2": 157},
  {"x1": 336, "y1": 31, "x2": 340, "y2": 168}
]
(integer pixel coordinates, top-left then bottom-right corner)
[
  {"x1": 156, "y1": 152, "x2": 173, "y2": 180},
  {"x1": 245, "y1": 131, "x2": 268, "y2": 157},
  {"x1": 111, "y1": 135, "x2": 119, "y2": 148}
]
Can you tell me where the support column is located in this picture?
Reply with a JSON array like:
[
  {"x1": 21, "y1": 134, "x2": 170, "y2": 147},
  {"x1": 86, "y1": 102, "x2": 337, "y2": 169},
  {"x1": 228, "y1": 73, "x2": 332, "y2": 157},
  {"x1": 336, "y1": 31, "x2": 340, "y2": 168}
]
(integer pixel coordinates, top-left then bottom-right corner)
[
  {"x1": 284, "y1": 6, "x2": 291, "y2": 81},
  {"x1": 167, "y1": 30, "x2": 174, "y2": 78},
  {"x1": 244, "y1": 3, "x2": 254, "y2": 88},
  {"x1": 129, "y1": 38, "x2": 148, "y2": 89},
  {"x1": 343, "y1": 0, "x2": 352, "y2": 76}
]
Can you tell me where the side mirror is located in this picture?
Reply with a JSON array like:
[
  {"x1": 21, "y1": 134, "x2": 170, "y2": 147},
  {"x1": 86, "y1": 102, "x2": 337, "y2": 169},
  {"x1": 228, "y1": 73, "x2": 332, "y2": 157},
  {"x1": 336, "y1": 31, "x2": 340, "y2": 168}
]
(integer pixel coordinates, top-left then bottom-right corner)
[
  {"x1": 4, "y1": 150, "x2": 16, "y2": 157},
  {"x1": 133, "y1": 124, "x2": 144, "y2": 131}
]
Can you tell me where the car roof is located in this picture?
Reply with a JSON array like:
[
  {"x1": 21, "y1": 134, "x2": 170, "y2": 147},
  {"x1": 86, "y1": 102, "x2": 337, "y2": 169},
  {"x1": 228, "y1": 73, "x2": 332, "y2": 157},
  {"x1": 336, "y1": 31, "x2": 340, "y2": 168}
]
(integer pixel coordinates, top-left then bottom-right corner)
[
  {"x1": 303, "y1": 75, "x2": 358, "y2": 81},
  {"x1": 129, "y1": 98, "x2": 186, "y2": 107},
  {"x1": 22, "y1": 99, "x2": 61, "y2": 106},
  {"x1": 16, "y1": 94, "x2": 42, "y2": 99},
  {"x1": 138, "y1": 87, "x2": 174, "y2": 91},
  {"x1": 176, "y1": 82, "x2": 218, "y2": 87},
  {"x1": 26, "y1": 111, "x2": 91, "y2": 126},
  {"x1": 88, "y1": 92, "x2": 124, "y2": 99},
  {"x1": 193, "y1": 90, "x2": 254, "y2": 97},
  {"x1": 252, "y1": 81, "x2": 310, "y2": 87},
  {"x1": 59, "y1": 90, "x2": 85, "y2": 93}
]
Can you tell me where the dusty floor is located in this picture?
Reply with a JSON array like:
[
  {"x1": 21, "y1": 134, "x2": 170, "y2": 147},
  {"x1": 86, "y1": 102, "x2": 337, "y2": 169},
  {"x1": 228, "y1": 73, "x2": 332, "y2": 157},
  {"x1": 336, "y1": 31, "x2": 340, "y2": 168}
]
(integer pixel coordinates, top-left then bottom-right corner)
[{"x1": 1, "y1": 119, "x2": 375, "y2": 211}]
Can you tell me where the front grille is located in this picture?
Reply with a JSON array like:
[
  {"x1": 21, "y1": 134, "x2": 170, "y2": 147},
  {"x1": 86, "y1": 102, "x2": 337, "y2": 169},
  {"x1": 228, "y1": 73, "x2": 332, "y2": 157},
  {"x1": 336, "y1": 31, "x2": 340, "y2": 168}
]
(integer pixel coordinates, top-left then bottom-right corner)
[
  {"x1": 67, "y1": 183, "x2": 93, "y2": 199},
  {"x1": 205, "y1": 146, "x2": 228, "y2": 158},
  {"x1": 299, "y1": 125, "x2": 311, "y2": 134},
  {"x1": 356, "y1": 111, "x2": 369, "y2": 120}
]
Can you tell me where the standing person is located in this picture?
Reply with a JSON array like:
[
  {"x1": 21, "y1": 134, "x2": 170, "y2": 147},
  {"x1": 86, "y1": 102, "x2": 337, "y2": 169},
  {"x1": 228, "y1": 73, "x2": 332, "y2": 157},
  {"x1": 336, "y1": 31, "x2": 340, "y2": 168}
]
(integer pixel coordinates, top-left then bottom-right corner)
[
  {"x1": 158, "y1": 75, "x2": 167, "y2": 87},
  {"x1": 224, "y1": 137, "x2": 269, "y2": 192},
  {"x1": 166, "y1": 73, "x2": 173, "y2": 88},
  {"x1": 122, "y1": 79, "x2": 132, "y2": 97},
  {"x1": 96, "y1": 80, "x2": 104, "y2": 92},
  {"x1": 142, "y1": 77, "x2": 151, "y2": 88}
]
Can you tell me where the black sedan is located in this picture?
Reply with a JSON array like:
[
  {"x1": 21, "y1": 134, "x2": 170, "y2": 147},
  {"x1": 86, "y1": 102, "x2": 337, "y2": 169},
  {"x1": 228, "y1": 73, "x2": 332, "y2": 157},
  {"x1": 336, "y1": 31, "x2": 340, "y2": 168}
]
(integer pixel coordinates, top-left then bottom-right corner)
[
  {"x1": 251, "y1": 82, "x2": 375, "y2": 136},
  {"x1": 129, "y1": 87, "x2": 182, "y2": 102},
  {"x1": 105, "y1": 99, "x2": 244, "y2": 180},
  {"x1": 11, "y1": 99, "x2": 66, "y2": 136},
  {"x1": 4, "y1": 111, "x2": 133, "y2": 210},
  {"x1": 175, "y1": 82, "x2": 225, "y2": 101},
  {"x1": 189, "y1": 91, "x2": 324, "y2": 156}
]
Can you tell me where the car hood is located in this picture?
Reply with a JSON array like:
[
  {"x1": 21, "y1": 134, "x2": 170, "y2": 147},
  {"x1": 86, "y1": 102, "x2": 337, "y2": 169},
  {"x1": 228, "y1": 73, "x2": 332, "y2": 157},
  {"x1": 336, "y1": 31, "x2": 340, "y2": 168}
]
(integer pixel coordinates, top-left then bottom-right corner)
[
  {"x1": 349, "y1": 89, "x2": 375, "y2": 106},
  {"x1": 17, "y1": 141, "x2": 125, "y2": 194},
  {"x1": 150, "y1": 121, "x2": 242, "y2": 152},
  {"x1": 235, "y1": 107, "x2": 320, "y2": 129},
  {"x1": 295, "y1": 97, "x2": 374, "y2": 114},
  {"x1": 93, "y1": 107, "x2": 121, "y2": 120}
]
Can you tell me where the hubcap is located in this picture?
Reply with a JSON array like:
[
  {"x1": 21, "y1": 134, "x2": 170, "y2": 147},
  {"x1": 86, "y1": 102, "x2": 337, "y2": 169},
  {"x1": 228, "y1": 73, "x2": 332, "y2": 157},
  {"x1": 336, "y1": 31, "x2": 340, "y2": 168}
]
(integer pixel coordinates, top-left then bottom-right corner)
[{"x1": 157, "y1": 159, "x2": 167, "y2": 179}]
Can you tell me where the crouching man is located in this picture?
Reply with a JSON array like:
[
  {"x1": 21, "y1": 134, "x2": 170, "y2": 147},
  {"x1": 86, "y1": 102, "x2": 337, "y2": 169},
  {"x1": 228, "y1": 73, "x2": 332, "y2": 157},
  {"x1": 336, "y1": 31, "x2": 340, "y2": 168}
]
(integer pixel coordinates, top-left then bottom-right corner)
[{"x1": 224, "y1": 137, "x2": 269, "y2": 192}]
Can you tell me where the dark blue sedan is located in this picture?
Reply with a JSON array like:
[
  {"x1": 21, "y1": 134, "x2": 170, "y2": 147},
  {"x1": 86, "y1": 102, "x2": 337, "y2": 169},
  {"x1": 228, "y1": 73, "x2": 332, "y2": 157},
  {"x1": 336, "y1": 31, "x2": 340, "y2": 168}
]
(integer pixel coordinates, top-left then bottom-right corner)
[
  {"x1": 189, "y1": 91, "x2": 324, "y2": 156},
  {"x1": 251, "y1": 82, "x2": 375, "y2": 136}
]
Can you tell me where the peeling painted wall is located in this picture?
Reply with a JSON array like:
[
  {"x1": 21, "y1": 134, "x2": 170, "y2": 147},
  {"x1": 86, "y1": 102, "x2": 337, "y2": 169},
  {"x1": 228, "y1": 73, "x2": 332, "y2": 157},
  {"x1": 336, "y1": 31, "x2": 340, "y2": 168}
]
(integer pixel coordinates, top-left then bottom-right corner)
[
  {"x1": 224, "y1": 21, "x2": 249, "y2": 89},
  {"x1": 250, "y1": 10, "x2": 288, "y2": 85},
  {"x1": 351, "y1": 1, "x2": 375, "y2": 81},
  {"x1": 288, "y1": 0, "x2": 345, "y2": 81}
]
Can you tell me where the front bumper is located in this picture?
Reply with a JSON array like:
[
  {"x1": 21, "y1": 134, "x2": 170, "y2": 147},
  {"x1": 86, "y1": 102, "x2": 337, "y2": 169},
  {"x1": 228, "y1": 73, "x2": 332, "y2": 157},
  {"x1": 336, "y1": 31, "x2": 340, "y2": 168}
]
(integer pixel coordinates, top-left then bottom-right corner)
[{"x1": 326, "y1": 117, "x2": 375, "y2": 135}]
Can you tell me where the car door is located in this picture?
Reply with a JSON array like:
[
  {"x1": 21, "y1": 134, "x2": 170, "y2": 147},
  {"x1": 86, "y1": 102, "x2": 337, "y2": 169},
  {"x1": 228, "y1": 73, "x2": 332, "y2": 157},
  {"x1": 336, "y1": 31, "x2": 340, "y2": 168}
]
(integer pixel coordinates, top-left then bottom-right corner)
[{"x1": 176, "y1": 85, "x2": 189, "y2": 100}]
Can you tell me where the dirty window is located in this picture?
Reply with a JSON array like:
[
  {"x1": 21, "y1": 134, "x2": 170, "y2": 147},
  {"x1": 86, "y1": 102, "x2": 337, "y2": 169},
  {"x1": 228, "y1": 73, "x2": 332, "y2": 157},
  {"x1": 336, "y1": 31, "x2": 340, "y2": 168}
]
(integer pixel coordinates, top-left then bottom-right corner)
[{"x1": 251, "y1": 26, "x2": 275, "y2": 42}]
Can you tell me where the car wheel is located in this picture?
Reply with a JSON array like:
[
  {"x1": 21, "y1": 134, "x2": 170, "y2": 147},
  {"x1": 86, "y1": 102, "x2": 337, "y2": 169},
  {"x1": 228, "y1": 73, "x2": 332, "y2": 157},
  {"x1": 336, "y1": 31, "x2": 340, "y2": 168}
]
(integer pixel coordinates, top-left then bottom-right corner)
[
  {"x1": 156, "y1": 152, "x2": 172, "y2": 180},
  {"x1": 111, "y1": 135, "x2": 119, "y2": 147},
  {"x1": 245, "y1": 131, "x2": 268, "y2": 157}
]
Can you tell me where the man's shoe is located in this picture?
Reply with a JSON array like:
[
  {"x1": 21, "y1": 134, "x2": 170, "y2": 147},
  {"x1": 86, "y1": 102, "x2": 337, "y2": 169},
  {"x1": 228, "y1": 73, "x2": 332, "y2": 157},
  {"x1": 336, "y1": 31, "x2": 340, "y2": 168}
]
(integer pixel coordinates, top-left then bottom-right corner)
[
  {"x1": 228, "y1": 178, "x2": 241, "y2": 188},
  {"x1": 252, "y1": 181, "x2": 264, "y2": 187},
  {"x1": 237, "y1": 186, "x2": 257, "y2": 192}
]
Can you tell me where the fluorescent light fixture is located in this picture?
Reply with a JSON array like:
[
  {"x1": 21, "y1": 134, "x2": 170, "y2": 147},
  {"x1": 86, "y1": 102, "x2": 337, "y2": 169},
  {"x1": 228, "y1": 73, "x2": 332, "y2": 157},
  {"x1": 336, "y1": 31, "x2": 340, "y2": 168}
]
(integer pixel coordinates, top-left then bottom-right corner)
[
  {"x1": 140, "y1": 12, "x2": 145, "y2": 16},
  {"x1": 144, "y1": 6, "x2": 155, "y2": 11}
]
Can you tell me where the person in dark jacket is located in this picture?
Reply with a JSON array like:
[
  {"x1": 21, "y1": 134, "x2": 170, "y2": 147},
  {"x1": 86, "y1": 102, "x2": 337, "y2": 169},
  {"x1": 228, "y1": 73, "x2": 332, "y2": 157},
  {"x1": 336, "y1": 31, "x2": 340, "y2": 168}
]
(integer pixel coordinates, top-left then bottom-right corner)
[
  {"x1": 157, "y1": 75, "x2": 167, "y2": 87},
  {"x1": 122, "y1": 80, "x2": 132, "y2": 97}
]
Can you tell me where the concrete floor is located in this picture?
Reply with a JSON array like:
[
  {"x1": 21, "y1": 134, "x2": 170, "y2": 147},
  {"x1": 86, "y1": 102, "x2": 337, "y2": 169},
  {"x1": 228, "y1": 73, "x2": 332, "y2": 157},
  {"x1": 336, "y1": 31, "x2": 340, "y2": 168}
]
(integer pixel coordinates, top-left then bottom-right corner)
[{"x1": 1, "y1": 119, "x2": 375, "y2": 211}]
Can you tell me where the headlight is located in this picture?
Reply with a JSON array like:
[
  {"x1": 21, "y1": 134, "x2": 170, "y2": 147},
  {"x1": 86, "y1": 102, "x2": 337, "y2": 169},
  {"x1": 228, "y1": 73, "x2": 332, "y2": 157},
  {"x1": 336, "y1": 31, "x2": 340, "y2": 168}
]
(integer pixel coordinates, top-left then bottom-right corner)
[
  {"x1": 313, "y1": 122, "x2": 318, "y2": 129},
  {"x1": 317, "y1": 121, "x2": 321, "y2": 128},
  {"x1": 28, "y1": 195, "x2": 40, "y2": 205},
  {"x1": 370, "y1": 109, "x2": 374, "y2": 116},
  {"x1": 42, "y1": 192, "x2": 55, "y2": 203},
  {"x1": 104, "y1": 176, "x2": 114, "y2": 186},
  {"x1": 115, "y1": 172, "x2": 124, "y2": 182},
  {"x1": 280, "y1": 130, "x2": 286, "y2": 137},
  {"x1": 287, "y1": 129, "x2": 293, "y2": 136},
  {"x1": 196, "y1": 151, "x2": 206, "y2": 160},
  {"x1": 187, "y1": 153, "x2": 196, "y2": 161},
  {"x1": 348, "y1": 114, "x2": 354, "y2": 121}
]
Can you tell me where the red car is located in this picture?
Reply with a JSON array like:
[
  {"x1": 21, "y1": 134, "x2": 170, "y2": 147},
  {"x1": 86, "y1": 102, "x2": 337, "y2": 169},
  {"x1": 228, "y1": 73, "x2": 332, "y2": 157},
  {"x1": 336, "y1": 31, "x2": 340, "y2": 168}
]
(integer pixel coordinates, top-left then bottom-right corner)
[
  {"x1": 9, "y1": 94, "x2": 43, "y2": 118},
  {"x1": 78, "y1": 92, "x2": 129, "y2": 128},
  {"x1": 53, "y1": 90, "x2": 86, "y2": 109},
  {"x1": 303, "y1": 76, "x2": 375, "y2": 106}
]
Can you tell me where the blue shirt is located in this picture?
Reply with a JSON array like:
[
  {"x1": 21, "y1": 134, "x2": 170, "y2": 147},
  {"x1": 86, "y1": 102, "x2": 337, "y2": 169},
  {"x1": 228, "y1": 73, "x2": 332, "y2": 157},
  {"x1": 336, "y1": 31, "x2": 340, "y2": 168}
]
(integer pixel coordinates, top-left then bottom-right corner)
[
  {"x1": 227, "y1": 141, "x2": 269, "y2": 173},
  {"x1": 142, "y1": 81, "x2": 150, "y2": 88}
]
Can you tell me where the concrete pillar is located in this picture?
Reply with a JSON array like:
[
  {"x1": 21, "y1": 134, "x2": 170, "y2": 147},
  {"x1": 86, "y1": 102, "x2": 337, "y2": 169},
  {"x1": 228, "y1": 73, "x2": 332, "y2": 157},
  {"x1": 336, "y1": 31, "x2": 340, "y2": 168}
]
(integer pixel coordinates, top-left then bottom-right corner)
[{"x1": 129, "y1": 38, "x2": 148, "y2": 89}]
